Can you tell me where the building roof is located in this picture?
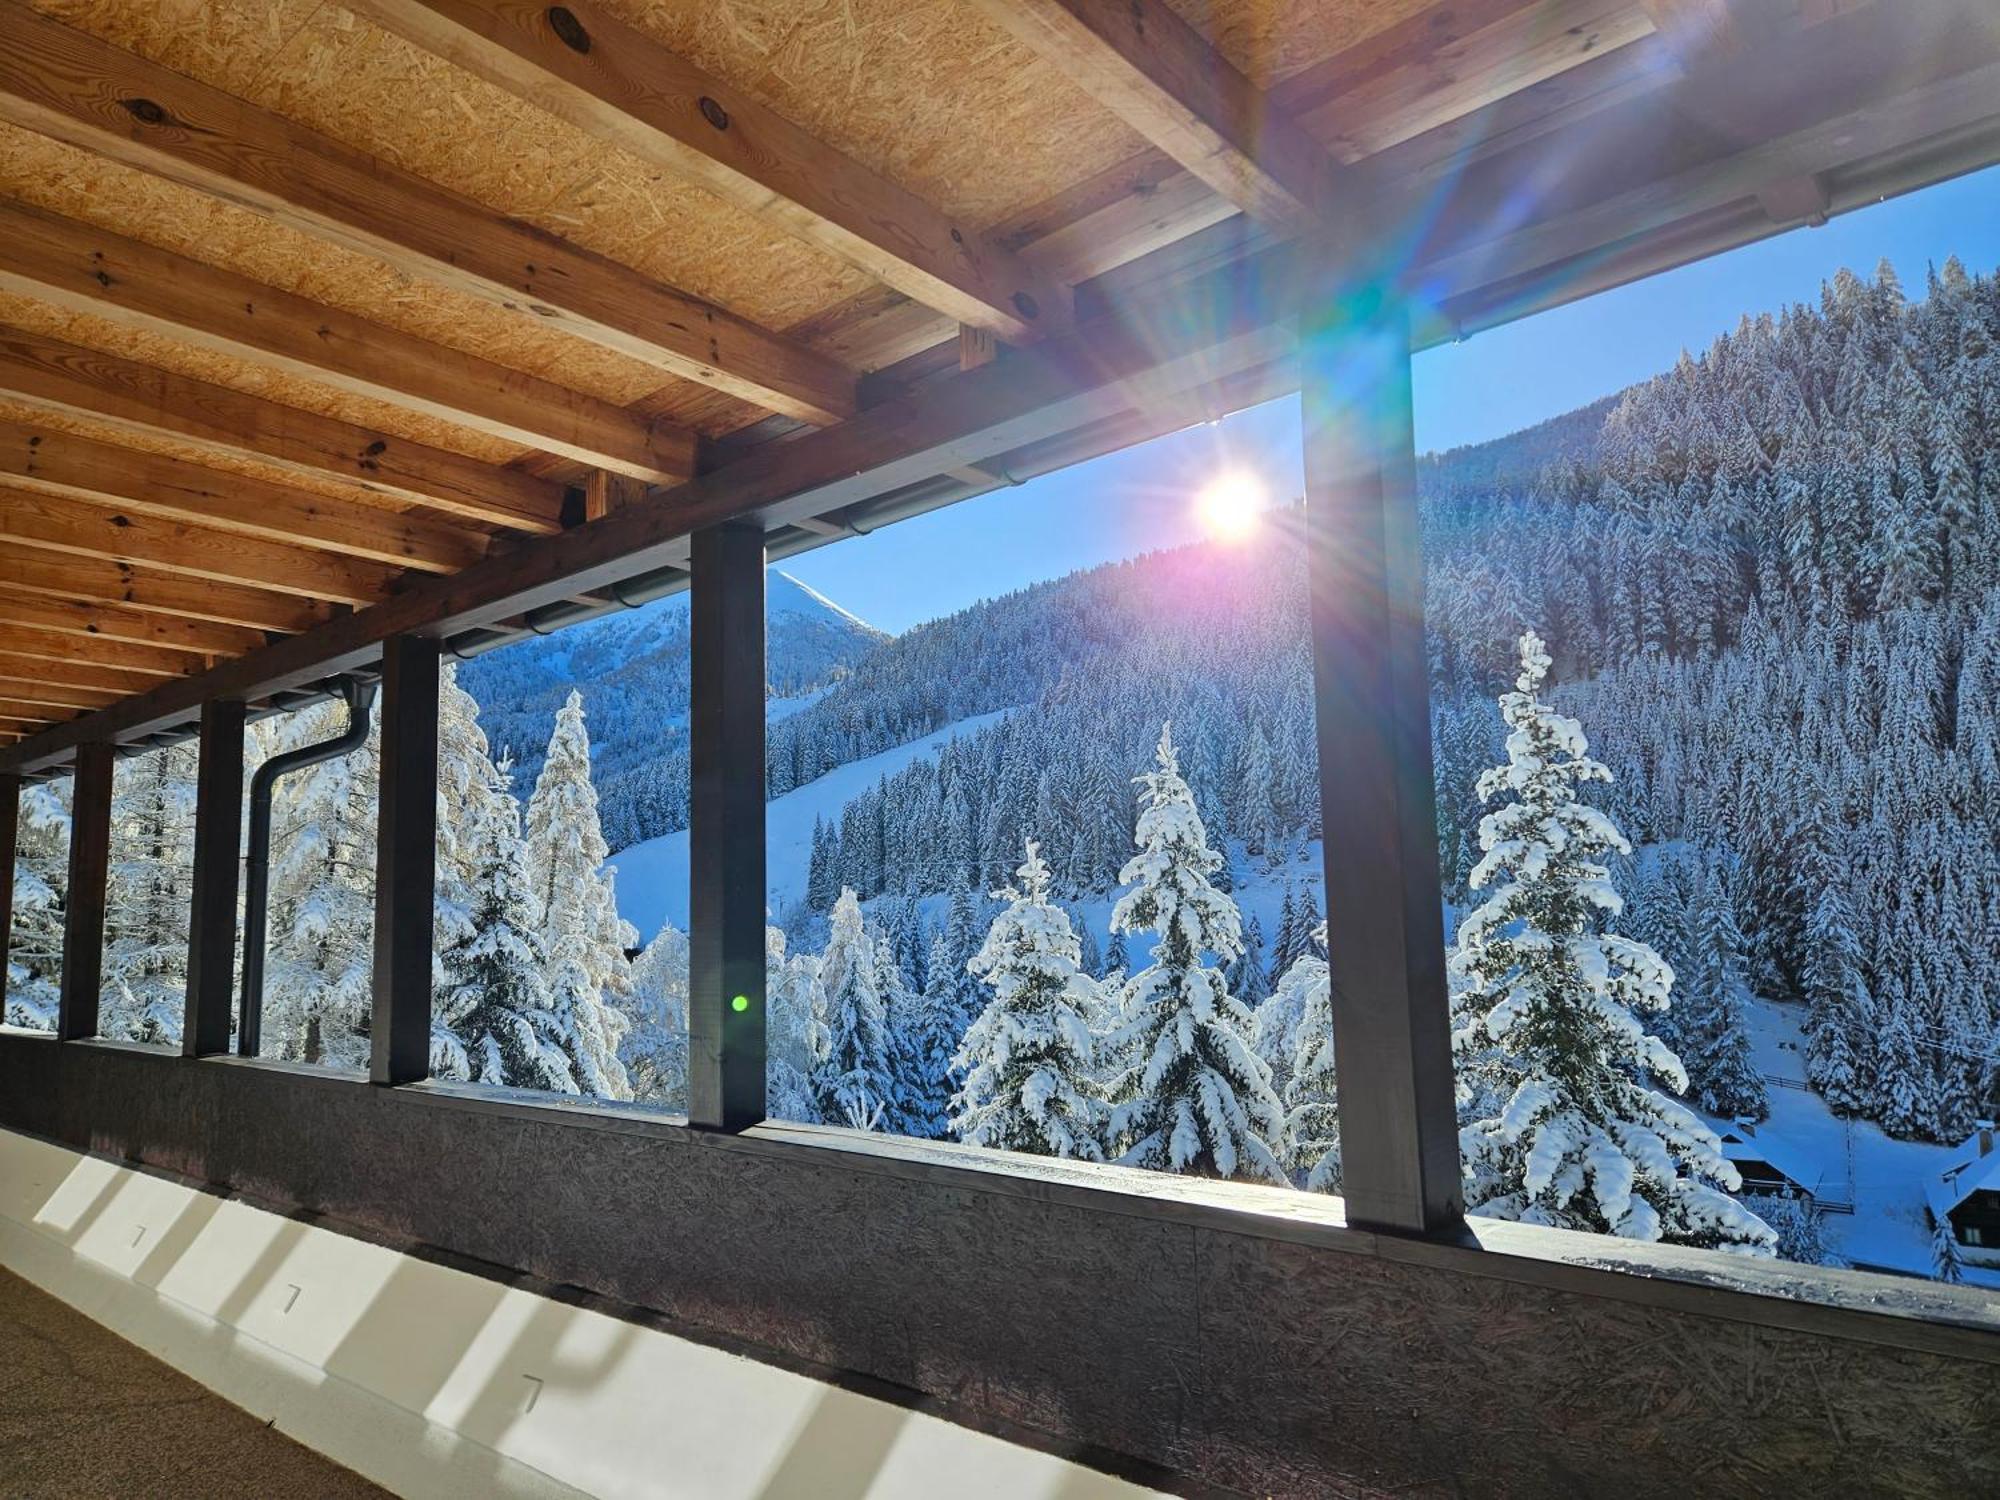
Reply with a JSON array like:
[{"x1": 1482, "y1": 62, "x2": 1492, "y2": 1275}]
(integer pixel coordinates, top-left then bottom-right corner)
[{"x1": 1927, "y1": 1128, "x2": 2000, "y2": 1222}]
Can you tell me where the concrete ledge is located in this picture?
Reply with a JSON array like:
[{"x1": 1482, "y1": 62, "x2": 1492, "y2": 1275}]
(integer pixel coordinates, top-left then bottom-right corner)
[{"x1": 4, "y1": 1033, "x2": 1998, "y2": 1498}]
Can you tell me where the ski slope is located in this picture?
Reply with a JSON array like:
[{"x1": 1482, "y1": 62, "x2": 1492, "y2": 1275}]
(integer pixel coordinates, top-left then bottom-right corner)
[{"x1": 607, "y1": 708, "x2": 1014, "y2": 941}]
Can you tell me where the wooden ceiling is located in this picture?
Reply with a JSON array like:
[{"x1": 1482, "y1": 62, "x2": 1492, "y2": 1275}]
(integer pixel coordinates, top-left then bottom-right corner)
[{"x1": 0, "y1": 0, "x2": 1996, "y2": 751}]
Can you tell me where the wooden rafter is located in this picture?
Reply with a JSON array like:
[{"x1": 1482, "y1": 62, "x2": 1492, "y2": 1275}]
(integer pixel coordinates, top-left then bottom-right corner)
[
  {"x1": 0, "y1": 681, "x2": 117, "y2": 711},
  {"x1": 965, "y1": 0, "x2": 1350, "y2": 236},
  {"x1": 0, "y1": 552, "x2": 324, "y2": 635},
  {"x1": 0, "y1": 488, "x2": 400, "y2": 605},
  {"x1": 349, "y1": 0, "x2": 1072, "y2": 345},
  {"x1": 0, "y1": 420, "x2": 488, "y2": 575},
  {"x1": 0, "y1": 653, "x2": 166, "y2": 696},
  {"x1": 0, "y1": 2, "x2": 855, "y2": 428},
  {"x1": 0, "y1": 597, "x2": 252, "y2": 660},
  {"x1": 0, "y1": 199, "x2": 697, "y2": 484},
  {"x1": 0, "y1": 325, "x2": 565, "y2": 534},
  {"x1": 0, "y1": 622, "x2": 207, "y2": 677}
]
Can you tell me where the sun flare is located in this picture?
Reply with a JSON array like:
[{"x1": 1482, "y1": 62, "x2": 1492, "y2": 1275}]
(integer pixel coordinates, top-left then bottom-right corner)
[{"x1": 1195, "y1": 470, "x2": 1267, "y2": 543}]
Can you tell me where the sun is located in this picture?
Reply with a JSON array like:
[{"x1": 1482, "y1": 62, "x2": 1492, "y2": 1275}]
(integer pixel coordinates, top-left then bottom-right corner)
[{"x1": 1195, "y1": 470, "x2": 1267, "y2": 542}]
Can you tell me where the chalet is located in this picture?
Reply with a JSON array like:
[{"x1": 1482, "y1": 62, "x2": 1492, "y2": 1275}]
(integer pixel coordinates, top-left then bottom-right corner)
[
  {"x1": 1712, "y1": 1118, "x2": 1830, "y2": 1206},
  {"x1": 1928, "y1": 1122, "x2": 2000, "y2": 1263}
]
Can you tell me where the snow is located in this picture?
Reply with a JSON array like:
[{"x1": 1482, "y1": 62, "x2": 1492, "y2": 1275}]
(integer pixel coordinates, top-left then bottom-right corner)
[
  {"x1": 1736, "y1": 998, "x2": 2000, "y2": 1287},
  {"x1": 607, "y1": 708, "x2": 1014, "y2": 941}
]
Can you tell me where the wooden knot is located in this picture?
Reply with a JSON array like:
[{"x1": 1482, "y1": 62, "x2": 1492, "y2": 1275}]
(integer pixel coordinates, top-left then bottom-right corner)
[
  {"x1": 699, "y1": 96, "x2": 729, "y2": 131},
  {"x1": 1011, "y1": 291, "x2": 1040, "y2": 321},
  {"x1": 118, "y1": 97, "x2": 168, "y2": 126},
  {"x1": 546, "y1": 6, "x2": 590, "y2": 53}
]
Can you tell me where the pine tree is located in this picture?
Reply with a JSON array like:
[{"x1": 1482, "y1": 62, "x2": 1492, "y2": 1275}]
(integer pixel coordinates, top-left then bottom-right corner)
[
  {"x1": 951, "y1": 839, "x2": 1105, "y2": 1159},
  {"x1": 1231, "y1": 914, "x2": 1273, "y2": 1007},
  {"x1": 811, "y1": 889, "x2": 893, "y2": 1126},
  {"x1": 1451, "y1": 634, "x2": 1776, "y2": 1254},
  {"x1": 623, "y1": 920, "x2": 690, "y2": 1108},
  {"x1": 1105, "y1": 725, "x2": 1289, "y2": 1184},
  {"x1": 766, "y1": 926, "x2": 825, "y2": 1123},
  {"x1": 1931, "y1": 1214, "x2": 1965, "y2": 1285},
  {"x1": 1674, "y1": 867, "x2": 1768, "y2": 1120},
  {"x1": 1274, "y1": 923, "x2": 1339, "y2": 1192},
  {"x1": 524, "y1": 689, "x2": 634, "y2": 1099},
  {"x1": 5, "y1": 778, "x2": 70, "y2": 1032},
  {"x1": 100, "y1": 743, "x2": 198, "y2": 1045}
]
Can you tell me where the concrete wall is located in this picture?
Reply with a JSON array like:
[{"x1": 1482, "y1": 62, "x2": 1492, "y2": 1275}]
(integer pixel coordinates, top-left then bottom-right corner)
[{"x1": 3, "y1": 1034, "x2": 1997, "y2": 1499}]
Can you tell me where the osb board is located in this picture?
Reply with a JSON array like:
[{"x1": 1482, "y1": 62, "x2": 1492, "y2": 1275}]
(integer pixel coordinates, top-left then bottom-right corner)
[
  {"x1": 1162, "y1": 0, "x2": 1446, "y2": 87},
  {"x1": 602, "y1": 0, "x2": 1158, "y2": 230},
  {"x1": 0, "y1": 287, "x2": 527, "y2": 466}
]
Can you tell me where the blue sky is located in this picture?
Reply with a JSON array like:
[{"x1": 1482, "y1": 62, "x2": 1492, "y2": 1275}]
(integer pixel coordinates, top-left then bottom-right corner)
[{"x1": 788, "y1": 165, "x2": 2000, "y2": 635}]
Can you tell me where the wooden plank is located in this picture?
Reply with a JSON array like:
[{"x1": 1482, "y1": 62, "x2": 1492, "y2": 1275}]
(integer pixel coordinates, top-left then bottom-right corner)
[
  {"x1": 0, "y1": 198, "x2": 695, "y2": 484},
  {"x1": 582, "y1": 470, "x2": 644, "y2": 523},
  {"x1": 0, "y1": 654, "x2": 164, "y2": 696},
  {"x1": 964, "y1": 0, "x2": 1349, "y2": 236},
  {"x1": 0, "y1": 324, "x2": 564, "y2": 534},
  {"x1": 1301, "y1": 304, "x2": 1461, "y2": 1234},
  {"x1": 0, "y1": 2, "x2": 855, "y2": 429},
  {"x1": 688, "y1": 522, "x2": 767, "y2": 1131},
  {"x1": 0, "y1": 419, "x2": 488, "y2": 575},
  {"x1": 0, "y1": 488, "x2": 401, "y2": 606},
  {"x1": 350, "y1": 0, "x2": 1069, "y2": 347},
  {"x1": 182, "y1": 698, "x2": 244, "y2": 1058},
  {"x1": 0, "y1": 622, "x2": 209, "y2": 676},
  {"x1": 0, "y1": 680, "x2": 120, "y2": 711},
  {"x1": 370, "y1": 635, "x2": 437, "y2": 1087},
  {"x1": 56, "y1": 739, "x2": 111, "y2": 1040},
  {"x1": 0, "y1": 552, "x2": 323, "y2": 635},
  {"x1": 0, "y1": 596, "x2": 258, "y2": 660}
]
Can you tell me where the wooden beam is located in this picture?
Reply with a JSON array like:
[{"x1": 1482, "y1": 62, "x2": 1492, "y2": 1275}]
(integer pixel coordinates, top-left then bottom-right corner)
[
  {"x1": 0, "y1": 324, "x2": 564, "y2": 534},
  {"x1": 0, "y1": 701, "x2": 76, "y2": 724},
  {"x1": 0, "y1": 198, "x2": 696, "y2": 484},
  {"x1": 0, "y1": 420, "x2": 488, "y2": 575},
  {"x1": 183, "y1": 698, "x2": 244, "y2": 1058},
  {"x1": 0, "y1": 654, "x2": 164, "y2": 696},
  {"x1": 0, "y1": 680, "x2": 120, "y2": 711},
  {"x1": 688, "y1": 522, "x2": 767, "y2": 1131},
  {"x1": 0, "y1": 596, "x2": 259, "y2": 659},
  {"x1": 370, "y1": 635, "x2": 437, "y2": 1087},
  {"x1": 582, "y1": 469, "x2": 644, "y2": 523},
  {"x1": 0, "y1": 552, "x2": 325, "y2": 635},
  {"x1": 0, "y1": 624, "x2": 208, "y2": 677},
  {"x1": 0, "y1": 488, "x2": 402, "y2": 606},
  {"x1": 965, "y1": 0, "x2": 1349, "y2": 236},
  {"x1": 0, "y1": 2, "x2": 855, "y2": 428},
  {"x1": 1302, "y1": 303, "x2": 1461, "y2": 1234},
  {"x1": 56, "y1": 739, "x2": 110, "y2": 1040},
  {"x1": 350, "y1": 0, "x2": 1069, "y2": 347}
]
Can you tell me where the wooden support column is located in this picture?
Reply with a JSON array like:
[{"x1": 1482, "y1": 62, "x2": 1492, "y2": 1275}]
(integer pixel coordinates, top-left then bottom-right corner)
[
  {"x1": 182, "y1": 699, "x2": 245, "y2": 1057},
  {"x1": 1301, "y1": 302, "x2": 1464, "y2": 1235},
  {"x1": 370, "y1": 636, "x2": 439, "y2": 1086},
  {"x1": 0, "y1": 771, "x2": 16, "y2": 1014},
  {"x1": 688, "y1": 523, "x2": 767, "y2": 1131},
  {"x1": 57, "y1": 739, "x2": 112, "y2": 1041}
]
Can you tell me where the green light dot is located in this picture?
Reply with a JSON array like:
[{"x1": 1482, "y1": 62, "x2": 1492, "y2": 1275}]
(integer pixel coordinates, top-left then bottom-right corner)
[{"x1": 730, "y1": 994, "x2": 750, "y2": 1013}]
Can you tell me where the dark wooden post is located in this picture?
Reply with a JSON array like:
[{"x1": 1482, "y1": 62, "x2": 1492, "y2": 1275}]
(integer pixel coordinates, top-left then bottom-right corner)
[
  {"x1": 57, "y1": 741, "x2": 114, "y2": 1042},
  {"x1": 0, "y1": 772, "x2": 17, "y2": 1015},
  {"x1": 688, "y1": 522, "x2": 767, "y2": 1130},
  {"x1": 370, "y1": 636, "x2": 439, "y2": 1086},
  {"x1": 1301, "y1": 303, "x2": 1464, "y2": 1234},
  {"x1": 183, "y1": 699, "x2": 246, "y2": 1057}
]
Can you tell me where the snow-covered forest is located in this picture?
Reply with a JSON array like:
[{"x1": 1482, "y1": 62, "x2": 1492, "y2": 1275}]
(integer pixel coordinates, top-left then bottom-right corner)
[{"x1": 7, "y1": 257, "x2": 1998, "y2": 1281}]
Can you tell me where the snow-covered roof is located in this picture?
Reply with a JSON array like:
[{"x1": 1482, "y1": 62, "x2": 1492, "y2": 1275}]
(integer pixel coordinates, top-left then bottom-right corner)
[
  {"x1": 1708, "y1": 1118, "x2": 1827, "y2": 1197},
  {"x1": 1926, "y1": 1128, "x2": 2000, "y2": 1222}
]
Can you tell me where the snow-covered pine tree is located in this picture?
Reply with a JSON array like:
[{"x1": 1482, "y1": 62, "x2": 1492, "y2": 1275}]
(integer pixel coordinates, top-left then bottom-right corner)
[
  {"x1": 261, "y1": 699, "x2": 378, "y2": 1069},
  {"x1": 766, "y1": 926, "x2": 826, "y2": 1122},
  {"x1": 623, "y1": 919, "x2": 690, "y2": 1108},
  {"x1": 435, "y1": 767, "x2": 578, "y2": 1093},
  {"x1": 1452, "y1": 633, "x2": 1776, "y2": 1254},
  {"x1": 100, "y1": 743, "x2": 198, "y2": 1046},
  {"x1": 951, "y1": 839, "x2": 1104, "y2": 1159},
  {"x1": 1673, "y1": 866, "x2": 1768, "y2": 1120},
  {"x1": 1105, "y1": 724, "x2": 1289, "y2": 1184},
  {"x1": 1231, "y1": 913, "x2": 1273, "y2": 1007},
  {"x1": 1931, "y1": 1215, "x2": 1965, "y2": 1284},
  {"x1": 5, "y1": 778, "x2": 70, "y2": 1032},
  {"x1": 1270, "y1": 922, "x2": 1339, "y2": 1192},
  {"x1": 811, "y1": 889, "x2": 893, "y2": 1126},
  {"x1": 523, "y1": 689, "x2": 634, "y2": 1099}
]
